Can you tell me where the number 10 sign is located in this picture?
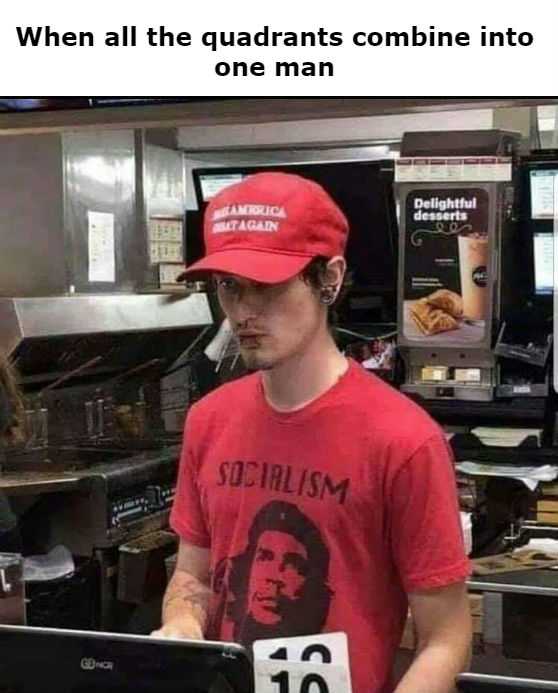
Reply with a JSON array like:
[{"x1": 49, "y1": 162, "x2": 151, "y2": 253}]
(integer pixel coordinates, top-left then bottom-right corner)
[{"x1": 253, "y1": 633, "x2": 352, "y2": 693}]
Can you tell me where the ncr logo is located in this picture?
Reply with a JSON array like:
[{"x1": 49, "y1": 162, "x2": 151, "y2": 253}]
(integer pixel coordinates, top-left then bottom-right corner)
[{"x1": 81, "y1": 657, "x2": 114, "y2": 671}]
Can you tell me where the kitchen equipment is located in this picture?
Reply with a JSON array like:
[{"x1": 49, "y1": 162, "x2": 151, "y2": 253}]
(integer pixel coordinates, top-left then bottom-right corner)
[
  {"x1": 0, "y1": 552, "x2": 25, "y2": 625},
  {"x1": 0, "y1": 293, "x2": 214, "y2": 629}
]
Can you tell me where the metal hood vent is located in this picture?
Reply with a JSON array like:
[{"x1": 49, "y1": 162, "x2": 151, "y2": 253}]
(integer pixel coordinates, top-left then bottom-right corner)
[{"x1": 0, "y1": 294, "x2": 213, "y2": 377}]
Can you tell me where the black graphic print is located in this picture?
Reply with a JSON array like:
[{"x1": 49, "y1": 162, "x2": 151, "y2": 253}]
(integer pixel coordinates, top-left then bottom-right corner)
[
  {"x1": 209, "y1": 501, "x2": 333, "y2": 647},
  {"x1": 217, "y1": 461, "x2": 350, "y2": 505}
]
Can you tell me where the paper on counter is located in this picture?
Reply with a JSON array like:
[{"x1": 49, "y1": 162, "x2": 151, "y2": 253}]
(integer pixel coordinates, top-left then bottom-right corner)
[
  {"x1": 520, "y1": 538, "x2": 558, "y2": 556},
  {"x1": 471, "y1": 427, "x2": 543, "y2": 447},
  {"x1": 456, "y1": 461, "x2": 558, "y2": 491},
  {"x1": 461, "y1": 512, "x2": 473, "y2": 555},
  {"x1": 23, "y1": 545, "x2": 75, "y2": 582}
]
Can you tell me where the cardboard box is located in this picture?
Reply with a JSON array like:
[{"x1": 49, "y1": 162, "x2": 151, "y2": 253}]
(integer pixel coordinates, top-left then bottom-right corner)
[
  {"x1": 536, "y1": 512, "x2": 558, "y2": 526},
  {"x1": 473, "y1": 549, "x2": 558, "y2": 576},
  {"x1": 469, "y1": 594, "x2": 483, "y2": 635}
]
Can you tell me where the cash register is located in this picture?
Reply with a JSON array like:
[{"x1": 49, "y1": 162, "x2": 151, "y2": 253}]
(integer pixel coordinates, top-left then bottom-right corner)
[
  {"x1": 458, "y1": 673, "x2": 558, "y2": 693},
  {"x1": 0, "y1": 625, "x2": 253, "y2": 693}
]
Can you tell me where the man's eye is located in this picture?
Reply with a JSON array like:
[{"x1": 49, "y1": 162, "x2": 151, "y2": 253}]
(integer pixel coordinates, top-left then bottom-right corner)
[
  {"x1": 284, "y1": 554, "x2": 309, "y2": 576},
  {"x1": 256, "y1": 548, "x2": 274, "y2": 562},
  {"x1": 216, "y1": 278, "x2": 239, "y2": 292}
]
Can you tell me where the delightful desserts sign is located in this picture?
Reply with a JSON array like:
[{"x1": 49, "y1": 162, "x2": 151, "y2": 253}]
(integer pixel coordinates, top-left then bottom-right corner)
[{"x1": 402, "y1": 188, "x2": 490, "y2": 345}]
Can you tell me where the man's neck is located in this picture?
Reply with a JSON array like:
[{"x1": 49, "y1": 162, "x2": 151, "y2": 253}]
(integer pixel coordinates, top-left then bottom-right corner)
[{"x1": 261, "y1": 333, "x2": 348, "y2": 412}]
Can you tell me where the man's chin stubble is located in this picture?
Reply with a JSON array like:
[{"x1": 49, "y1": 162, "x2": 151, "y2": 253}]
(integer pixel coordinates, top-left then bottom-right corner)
[{"x1": 240, "y1": 351, "x2": 275, "y2": 371}]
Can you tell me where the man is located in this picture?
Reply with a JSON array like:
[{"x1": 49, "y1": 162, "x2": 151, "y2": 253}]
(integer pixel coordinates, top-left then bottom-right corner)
[{"x1": 155, "y1": 172, "x2": 471, "y2": 693}]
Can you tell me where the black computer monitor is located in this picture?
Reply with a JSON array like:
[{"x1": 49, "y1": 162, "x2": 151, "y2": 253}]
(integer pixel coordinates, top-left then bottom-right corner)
[
  {"x1": 458, "y1": 673, "x2": 558, "y2": 693},
  {"x1": 0, "y1": 625, "x2": 253, "y2": 693},
  {"x1": 530, "y1": 168, "x2": 558, "y2": 222},
  {"x1": 530, "y1": 163, "x2": 556, "y2": 297},
  {"x1": 521, "y1": 153, "x2": 557, "y2": 300},
  {"x1": 533, "y1": 230, "x2": 553, "y2": 296}
]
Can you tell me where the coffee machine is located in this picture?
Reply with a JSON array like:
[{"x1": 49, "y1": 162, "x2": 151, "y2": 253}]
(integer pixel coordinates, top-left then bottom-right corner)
[{"x1": 396, "y1": 130, "x2": 521, "y2": 402}]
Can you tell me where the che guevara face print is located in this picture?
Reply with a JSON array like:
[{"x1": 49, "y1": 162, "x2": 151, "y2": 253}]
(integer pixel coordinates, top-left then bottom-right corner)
[{"x1": 210, "y1": 500, "x2": 333, "y2": 645}]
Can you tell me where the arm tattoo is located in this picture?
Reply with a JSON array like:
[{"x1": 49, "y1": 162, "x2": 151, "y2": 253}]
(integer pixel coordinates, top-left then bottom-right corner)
[{"x1": 163, "y1": 575, "x2": 211, "y2": 625}]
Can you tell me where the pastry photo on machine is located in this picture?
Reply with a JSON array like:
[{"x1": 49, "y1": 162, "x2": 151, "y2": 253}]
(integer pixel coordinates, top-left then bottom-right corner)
[{"x1": 404, "y1": 287, "x2": 485, "y2": 344}]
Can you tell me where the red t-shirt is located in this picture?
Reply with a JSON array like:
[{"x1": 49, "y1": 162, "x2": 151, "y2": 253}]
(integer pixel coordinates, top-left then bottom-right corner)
[{"x1": 170, "y1": 359, "x2": 470, "y2": 693}]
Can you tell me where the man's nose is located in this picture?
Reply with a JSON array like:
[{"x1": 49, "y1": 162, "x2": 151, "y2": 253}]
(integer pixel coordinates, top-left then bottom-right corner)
[
  {"x1": 266, "y1": 575, "x2": 285, "y2": 588},
  {"x1": 229, "y1": 291, "x2": 263, "y2": 322}
]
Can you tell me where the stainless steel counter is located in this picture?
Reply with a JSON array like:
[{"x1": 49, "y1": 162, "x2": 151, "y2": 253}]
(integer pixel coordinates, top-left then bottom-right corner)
[
  {"x1": 469, "y1": 569, "x2": 558, "y2": 597},
  {"x1": 0, "y1": 470, "x2": 81, "y2": 495}
]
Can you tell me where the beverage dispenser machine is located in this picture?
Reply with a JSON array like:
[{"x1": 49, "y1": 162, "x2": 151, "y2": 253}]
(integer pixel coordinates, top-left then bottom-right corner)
[{"x1": 396, "y1": 130, "x2": 520, "y2": 401}]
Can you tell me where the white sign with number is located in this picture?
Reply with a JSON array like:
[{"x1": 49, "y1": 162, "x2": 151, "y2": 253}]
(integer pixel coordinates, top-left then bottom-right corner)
[
  {"x1": 253, "y1": 633, "x2": 352, "y2": 693},
  {"x1": 253, "y1": 632, "x2": 350, "y2": 669},
  {"x1": 255, "y1": 660, "x2": 351, "y2": 693}
]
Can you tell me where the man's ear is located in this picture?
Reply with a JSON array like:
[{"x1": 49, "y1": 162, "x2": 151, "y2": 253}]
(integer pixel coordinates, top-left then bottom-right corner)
[{"x1": 324, "y1": 256, "x2": 346, "y2": 298}]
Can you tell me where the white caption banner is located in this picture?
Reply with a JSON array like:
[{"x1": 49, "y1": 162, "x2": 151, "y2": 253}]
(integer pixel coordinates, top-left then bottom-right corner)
[{"x1": 1, "y1": 0, "x2": 556, "y2": 94}]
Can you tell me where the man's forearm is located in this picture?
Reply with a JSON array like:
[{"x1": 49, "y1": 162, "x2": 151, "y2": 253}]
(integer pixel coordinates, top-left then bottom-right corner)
[
  {"x1": 162, "y1": 569, "x2": 212, "y2": 634},
  {"x1": 394, "y1": 639, "x2": 471, "y2": 693}
]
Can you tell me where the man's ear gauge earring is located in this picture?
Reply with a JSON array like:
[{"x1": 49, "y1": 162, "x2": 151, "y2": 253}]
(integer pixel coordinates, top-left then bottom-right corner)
[{"x1": 320, "y1": 287, "x2": 336, "y2": 305}]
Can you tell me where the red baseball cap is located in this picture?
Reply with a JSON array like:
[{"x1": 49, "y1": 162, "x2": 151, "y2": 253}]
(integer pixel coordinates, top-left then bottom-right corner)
[{"x1": 181, "y1": 172, "x2": 349, "y2": 284}]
